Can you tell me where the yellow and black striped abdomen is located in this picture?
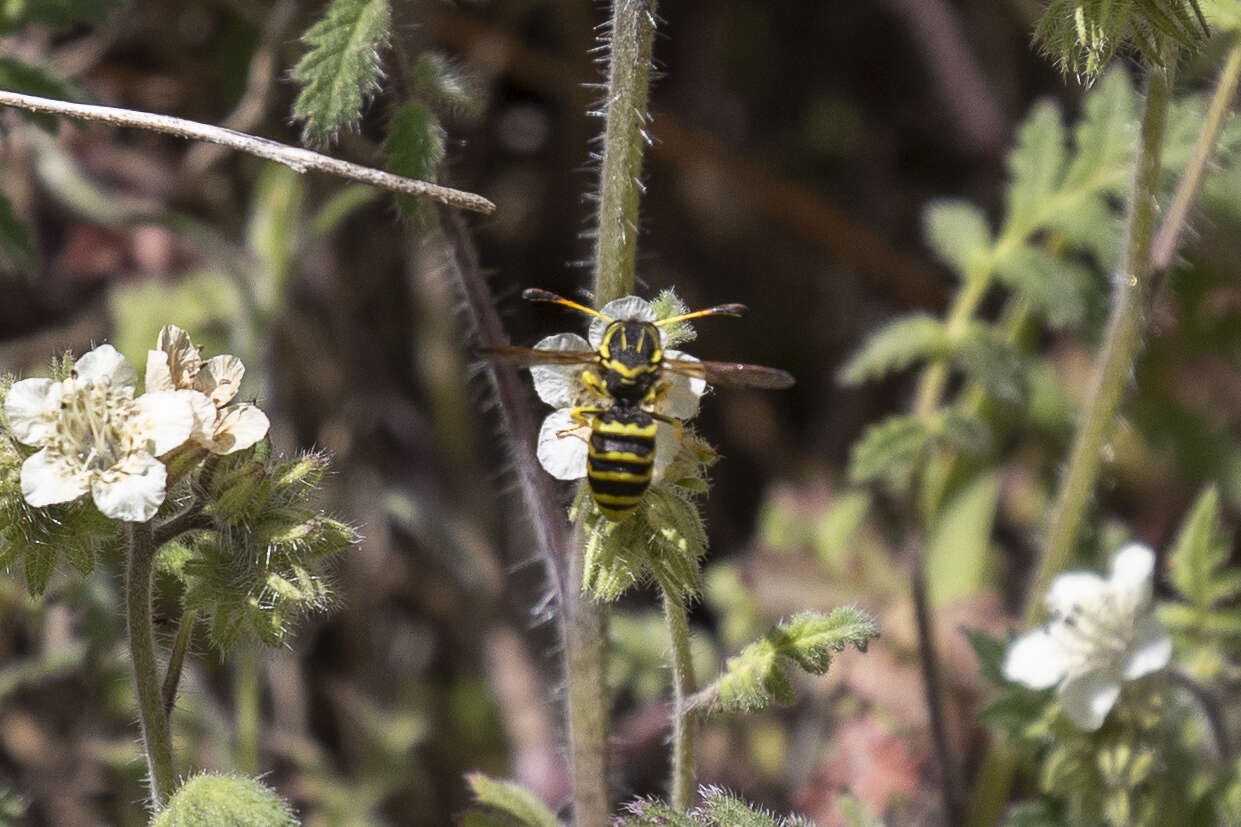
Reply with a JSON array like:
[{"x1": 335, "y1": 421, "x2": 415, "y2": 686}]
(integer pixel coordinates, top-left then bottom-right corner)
[{"x1": 587, "y1": 406, "x2": 657, "y2": 521}]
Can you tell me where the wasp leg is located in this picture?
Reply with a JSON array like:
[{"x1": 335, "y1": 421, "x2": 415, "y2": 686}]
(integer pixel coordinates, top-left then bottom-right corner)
[
  {"x1": 561, "y1": 406, "x2": 605, "y2": 438},
  {"x1": 581, "y1": 368, "x2": 609, "y2": 399}
]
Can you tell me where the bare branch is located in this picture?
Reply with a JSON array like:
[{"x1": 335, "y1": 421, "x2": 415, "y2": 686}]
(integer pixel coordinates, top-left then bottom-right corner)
[{"x1": 0, "y1": 88, "x2": 495, "y2": 214}]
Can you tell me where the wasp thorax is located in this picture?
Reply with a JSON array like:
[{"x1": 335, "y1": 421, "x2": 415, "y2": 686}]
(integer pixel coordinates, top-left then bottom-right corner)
[{"x1": 599, "y1": 319, "x2": 664, "y2": 404}]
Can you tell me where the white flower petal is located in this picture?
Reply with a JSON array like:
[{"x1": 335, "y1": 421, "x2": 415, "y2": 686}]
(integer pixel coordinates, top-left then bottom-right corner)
[
  {"x1": 1044, "y1": 571, "x2": 1108, "y2": 618},
  {"x1": 1109, "y1": 542, "x2": 1156, "y2": 614},
  {"x1": 74, "y1": 344, "x2": 137, "y2": 391},
  {"x1": 652, "y1": 421, "x2": 680, "y2": 483},
  {"x1": 1122, "y1": 614, "x2": 1172, "y2": 680},
  {"x1": 145, "y1": 349, "x2": 176, "y2": 393},
  {"x1": 155, "y1": 324, "x2": 202, "y2": 387},
  {"x1": 132, "y1": 390, "x2": 196, "y2": 456},
  {"x1": 91, "y1": 452, "x2": 166, "y2": 522},
  {"x1": 20, "y1": 449, "x2": 89, "y2": 507},
  {"x1": 1057, "y1": 668, "x2": 1122, "y2": 731},
  {"x1": 537, "y1": 409, "x2": 589, "y2": 480},
  {"x1": 179, "y1": 390, "x2": 219, "y2": 444},
  {"x1": 660, "y1": 350, "x2": 706, "y2": 419},
  {"x1": 530, "y1": 333, "x2": 594, "y2": 408},
  {"x1": 589, "y1": 296, "x2": 654, "y2": 347},
  {"x1": 196, "y1": 354, "x2": 245, "y2": 406},
  {"x1": 210, "y1": 404, "x2": 270, "y2": 454},
  {"x1": 5, "y1": 378, "x2": 61, "y2": 445},
  {"x1": 1002, "y1": 628, "x2": 1070, "y2": 689}
]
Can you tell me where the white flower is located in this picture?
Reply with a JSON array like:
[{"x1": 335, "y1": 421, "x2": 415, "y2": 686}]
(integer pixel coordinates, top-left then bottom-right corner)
[
  {"x1": 1003, "y1": 543, "x2": 1172, "y2": 731},
  {"x1": 145, "y1": 324, "x2": 269, "y2": 455},
  {"x1": 533, "y1": 296, "x2": 707, "y2": 482},
  {"x1": 5, "y1": 344, "x2": 195, "y2": 522}
]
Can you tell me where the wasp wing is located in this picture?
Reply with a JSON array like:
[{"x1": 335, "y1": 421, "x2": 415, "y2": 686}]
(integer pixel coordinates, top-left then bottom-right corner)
[
  {"x1": 662, "y1": 357, "x2": 795, "y2": 389},
  {"x1": 475, "y1": 345, "x2": 598, "y2": 369}
]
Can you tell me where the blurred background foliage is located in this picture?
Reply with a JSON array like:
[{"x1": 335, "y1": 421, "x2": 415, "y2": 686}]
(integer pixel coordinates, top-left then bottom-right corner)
[{"x1": 1, "y1": 0, "x2": 1241, "y2": 825}]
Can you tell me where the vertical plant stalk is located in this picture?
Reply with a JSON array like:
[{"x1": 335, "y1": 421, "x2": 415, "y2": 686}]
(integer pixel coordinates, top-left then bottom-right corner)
[
  {"x1": 565, "y1": 520, "x2": 610, "y2": 827},
  {"x1": 235, "y1": 647, "x2": 262, "y2": 776},
  {"x1": 663, "y1": 590, "x2": 697, "y2": 811},
  {"x1": 1028, "y1": 62, "x2": 1174, "y2": 624},
  {"x1": 565, "y1": 3, "x2": 660, "y2": 825},
  {"x1": 126, "y1": 521, "x2": 176, "y2": 809},
  {"x1": 1151, "y1": 38, "x2": 1241, "y2": 278},
  {"x1": 161, "y1": 609, "x2": 198, "y2": 716},
  {"x1": 592, "y1": 0, "x2": 658, "y2": 303}
]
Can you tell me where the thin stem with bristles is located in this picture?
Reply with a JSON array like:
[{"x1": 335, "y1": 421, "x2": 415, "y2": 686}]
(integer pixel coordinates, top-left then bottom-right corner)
[
  {"x1": 1029, "y1": 61, "x2": 1175, "y2": 624},
  {"x1": 663, "y1": 590, "x2": 697, "y2": 811},
  {"x1": 126, "y1": 521, "x2": 176, "y2": 810}
]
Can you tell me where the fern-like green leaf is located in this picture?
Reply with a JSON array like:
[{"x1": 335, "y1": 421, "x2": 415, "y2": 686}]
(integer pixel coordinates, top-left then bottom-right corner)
[
  {"x1": 848, "y1": 414, "x2": 929, "y2": 484},
  {"x1": 1166, "y1": 486, "x2": 1241, "y2": 609},
  {"x1": 837, "y1": 314, "x2": 949, "y2": 385},
  {"x1": 1004, "y1": 102, "x2": 1067, "y2": 234},
  {"x1": 952, "y1": 323, "x2": 1028, "y2": 405},
  {"x1": 384, "y1": 100, "x2": 446, "y2": 213},
  {"x1": 924, "y1": 199, "x2": 992, "y2": 280},
  {"x1": 711, "y1": 608, "x2": 878, "y2": 713},
  {"x1": 993, "y1": 244, "x2": 1096, "y2": 330},
  {"x1": 291, "y1": 0, "x2": 391, "y2": 144},
  {"x1": 465, "y1": 774, "x2": 560, "y2": 827}
]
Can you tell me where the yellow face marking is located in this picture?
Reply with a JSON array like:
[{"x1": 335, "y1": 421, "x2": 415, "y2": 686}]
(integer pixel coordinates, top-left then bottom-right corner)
[{"x1": 620, "y1": 327, "x2": 629, "y2": 351}]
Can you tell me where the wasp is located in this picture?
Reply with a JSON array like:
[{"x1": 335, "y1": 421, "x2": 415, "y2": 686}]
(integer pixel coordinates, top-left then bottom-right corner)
[{"x1": 481, "y1": 288, "x2": 795, "y2": 521}]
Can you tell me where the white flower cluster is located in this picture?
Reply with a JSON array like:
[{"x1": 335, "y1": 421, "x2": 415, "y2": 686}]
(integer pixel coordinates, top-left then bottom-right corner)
[
  {"x1": 1004, "y1": 543, "x2": 1172, "y2": 731},
  {"x1": 531, "y1": 296, "x2": 705, "y2": 482},
  {"x1": 4, "y1": 326, "x2": 269, "y2": 523}
]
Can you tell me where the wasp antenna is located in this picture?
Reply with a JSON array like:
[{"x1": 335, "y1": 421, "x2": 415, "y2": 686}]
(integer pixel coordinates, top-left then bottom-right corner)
[
  {"x1": 522, "y1": 288, "x2": 612, "y2": 320},
  {"x1": 654, "y1": 303, "x2": 748, "y2": 326}
]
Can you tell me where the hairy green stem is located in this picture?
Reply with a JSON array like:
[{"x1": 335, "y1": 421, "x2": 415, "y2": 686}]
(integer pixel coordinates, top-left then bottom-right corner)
[
  {"x1": 235, "y1": 646, "x2": 262, "y2": 776},
  {"x1": 1151, "y1": 38, "x2": 1241, "y2": 279},
  {"x1": 592, "y1": 0, "x2": 658, "y2": 302},
  {"x1": 662, "y1": 590, "x2": 697, "y2": 811},
  {"x1": 161, "y1": 609, "x2": 197, "y2": 717},
  {"x1": 1029, "y1": 62, "x2": 1174, "y2": 624},
  {"x1": 126, "y1": 521, "x2": 176, "y2": 809},
  {"x1": 565, "y1": 520, "x2": 610, "y2": 827},
  {"x1": 564, "y1": 3, "x2": 661, "y2": 823}
]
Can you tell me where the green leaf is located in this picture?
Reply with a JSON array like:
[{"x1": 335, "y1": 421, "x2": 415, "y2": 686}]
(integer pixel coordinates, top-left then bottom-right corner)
[
  {"x1": 0, "y1": 0, "x2": 115, "y2": 32},
  {"x1": 963, "y1": 627, "x2": 1009, "y2": 687},
  {"x1": 712, "y1": 608, "x2": 878, "y2": 714},
  {"x1": 952, "y1": 324, "x2": 1028, "y2": 405},
  {"x1": 1061, "y1": 70, "x2": 1136, "y2": 196},
  {"x1": 291, "y1": 0, "x2": 391, "y2": 144},
  {"x1": 465, "y1": 774, "x2": 560, "y2": 827},
  {"x1": 924, "y1": 199, "x2": 992, "y2": 280},
  {"x1": 0, "y1": 57, "x2": 82, "y2": 132},
  {"x1": 1168, "y1": 486, "x2": 1238, "y2": 608},
  {"x1": 383, "y1": 101, "x2": 445, "y2": 213},
  {"x1": 0, "y1": 195, "x2": 36, "y2": 275},
  {"x1": 412, "y1": 51, "x2": 484, "y2": 118},
  {"x1": 993, "y1": 245, "x2": 1095, "y2": 330},
  {"x1": 152, "y1": 773, "x2": 298, "y2": 827},
  {"x1": 932, "y1": 411, "x2": 991, "y2": 457},
  {"x1": 1004, "y1": 102, "x2": 1066, "y2": 234},
  {"x1": 837, "y1": 315, "x2": 949, "y2": 385},
  {"x1": 848, "y1": 414, "x2": 929, "y2": 484},
  {"x1": 925, "y1": 472, "x2": 1000, "y2": 605}
]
